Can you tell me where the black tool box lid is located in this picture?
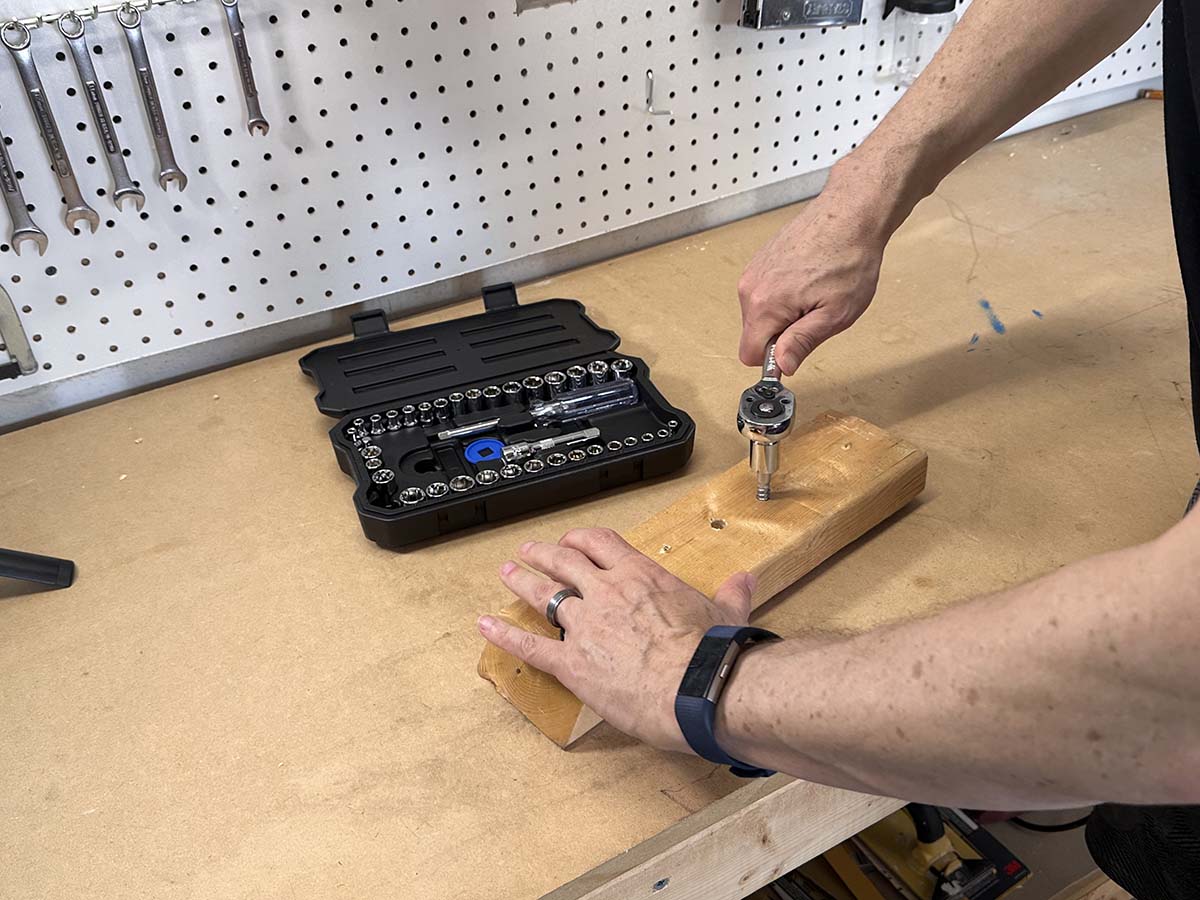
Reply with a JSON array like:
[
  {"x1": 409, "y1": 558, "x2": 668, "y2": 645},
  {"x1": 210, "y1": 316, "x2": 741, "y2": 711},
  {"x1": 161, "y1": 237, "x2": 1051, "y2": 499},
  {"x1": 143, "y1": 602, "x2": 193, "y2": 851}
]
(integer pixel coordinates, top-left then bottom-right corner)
[{"x1": 299, "y1": 283, "x2": 620, "y2": 418}]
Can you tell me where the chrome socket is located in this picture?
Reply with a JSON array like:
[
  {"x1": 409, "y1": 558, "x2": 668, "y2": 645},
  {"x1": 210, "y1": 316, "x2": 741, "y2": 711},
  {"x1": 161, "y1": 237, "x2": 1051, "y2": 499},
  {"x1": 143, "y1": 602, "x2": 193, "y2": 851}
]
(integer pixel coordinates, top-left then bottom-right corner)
[
  {"x1": 369, "y1": 414, "x2": 384, "y2": 436},
  {"x1": 523, "y1": 459, "x2": 545, "y2": 474},
  {"x1": 402, "y1": 405, "x2": 419, "y2": 428},
  {"x1": 427, "y1": 481, "x2": 449, "y2": 498},
  {"x1": 522, "y1": 374, "x2": 546, "y2": 401},
  {"x1": 365, "y1": 457, "x2": 383, "y2": 470},
  {"x1": 449, "y1": 392, "x2": 467, "y2": 416},
  {"x1": 587, "y1": 360, "x2": 610, "y2": 384},
  {"x1": 433, "y1": 397, "x2": 451, "y2": 422},
  {"x1": 476, "y1": 468, "x2": 500, "y2": 485},
  {"x1": 586, "y1": 444, "x2": 604, "y2": 456},
  {"x1": 449, "y1": 475, "x2": 476, "y2": 492},
  {"x1": 361, "y1": 444, "x2": 383, "y2": 459},
  {"x1": 567, "y1": 448, "x2": 587, "y2": 462},
  {"x1": 400, "y1": 486, "x2": 425, "y2": 505},
  {"x1": 418, "y1": 402, "x2": 435, "y2": 425},
  {"x1": 544, "y1": 370, "x2": 568, "y2": 395},
  {"x1": 607, "y1": 440, "x2": 623, "y2": 451},
  {"x1": 566, "y1": 365, "x2": 588, "y2": 391},
  {"x1": 546, "y1": 452, "x2": 568, "y2": 467},
  {"x1": 481, "y1": 385, "x2": 502, "y2": 408},
  {"x1": 501, "y1": 464, "x2": 523, "y2": 479},
  {"x1": 611, "y1": 358, "x2": 634, "y2": 379},
  {"x1": 501, "y1": 381, "x2": 524, "y2": 406},
  {"x1": 385, "y1": 409, "x2": 402, "y2": 432},
  {"x1": 464, "y1": 387, "x2": 483, "y2": 411}
]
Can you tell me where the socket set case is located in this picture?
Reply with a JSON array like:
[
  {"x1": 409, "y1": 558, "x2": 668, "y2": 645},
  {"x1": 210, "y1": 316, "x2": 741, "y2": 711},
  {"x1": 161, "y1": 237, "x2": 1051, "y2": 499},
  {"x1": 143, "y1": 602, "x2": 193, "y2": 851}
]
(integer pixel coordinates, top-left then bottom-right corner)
[{"x1": 300, "y1": 283, "x2": 696, "y2": 549}]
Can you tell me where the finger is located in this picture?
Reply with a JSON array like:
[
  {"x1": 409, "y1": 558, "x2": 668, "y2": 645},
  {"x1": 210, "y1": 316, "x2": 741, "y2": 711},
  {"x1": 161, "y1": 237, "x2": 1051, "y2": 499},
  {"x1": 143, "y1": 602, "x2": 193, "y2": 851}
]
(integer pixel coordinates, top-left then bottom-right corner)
[
  {"x1": 558, "y1": 527, "x2": 641, "y2": 569},
  {"x1": 499, "y1": 561, "x2": 580, "y2": 625},
  {"x1": 739, "y1": 304, "x2": 795, "y2": 368},
  {"x1": 775, "y1": 308, "x2": 841, "y2": 374},
  {"x1": 712, "y1": 571, "x2": 756, "y2": 624},
  {"x1": 478, "y1": 615, "x2": 565, "y2": 675},
  {"x1": 519, "y1": 540, "x2": 601, "y2": 589}
]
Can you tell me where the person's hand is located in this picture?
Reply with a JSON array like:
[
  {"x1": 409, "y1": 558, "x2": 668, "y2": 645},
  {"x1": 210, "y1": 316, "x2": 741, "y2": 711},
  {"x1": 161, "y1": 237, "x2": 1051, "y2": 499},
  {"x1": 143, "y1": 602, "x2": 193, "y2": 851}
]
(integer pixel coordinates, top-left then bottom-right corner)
[
  {"x1": 477, "y1": 528, "x2": 756, "y2": 753},
  {"x1": 738, "y1": 184, "x2": 891, "y2": 375}
]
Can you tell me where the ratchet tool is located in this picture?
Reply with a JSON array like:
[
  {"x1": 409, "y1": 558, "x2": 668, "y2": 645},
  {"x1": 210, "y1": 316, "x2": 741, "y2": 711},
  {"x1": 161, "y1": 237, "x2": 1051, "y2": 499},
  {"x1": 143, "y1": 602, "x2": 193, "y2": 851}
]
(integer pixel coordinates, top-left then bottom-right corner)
[{"x1": 737, "y1": 341, "x2": 795, "y2": 501}]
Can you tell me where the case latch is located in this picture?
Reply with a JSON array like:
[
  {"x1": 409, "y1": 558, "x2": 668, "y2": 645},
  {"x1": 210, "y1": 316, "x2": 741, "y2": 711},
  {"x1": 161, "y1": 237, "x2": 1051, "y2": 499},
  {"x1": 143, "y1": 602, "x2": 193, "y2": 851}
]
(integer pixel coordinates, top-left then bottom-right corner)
[
  {"x1": 350, "y1": 309, "x2": 390, "y2": 339},
  {"x1": 482, "y1": 282, "x2": 520, "y2": 312}
]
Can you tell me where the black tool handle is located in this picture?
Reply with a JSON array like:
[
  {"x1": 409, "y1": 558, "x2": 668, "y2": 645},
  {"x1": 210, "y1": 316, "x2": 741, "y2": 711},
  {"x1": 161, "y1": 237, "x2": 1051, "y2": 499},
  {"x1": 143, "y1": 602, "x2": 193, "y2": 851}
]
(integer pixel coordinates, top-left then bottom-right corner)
[{"x1": 0, "y1": 547, "x2": 75, "y2": 588}]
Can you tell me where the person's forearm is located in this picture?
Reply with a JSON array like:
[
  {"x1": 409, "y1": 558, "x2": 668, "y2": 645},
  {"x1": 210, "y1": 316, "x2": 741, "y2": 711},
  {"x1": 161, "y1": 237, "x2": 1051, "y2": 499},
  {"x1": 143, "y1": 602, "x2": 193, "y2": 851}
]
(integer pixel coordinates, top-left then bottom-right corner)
[
  {"x1": 716, "y1": 517, "x2": 1200, "y2": 809},
  {"x1": 835, "y1": 0, "x2": 1161, "y2": 237}
]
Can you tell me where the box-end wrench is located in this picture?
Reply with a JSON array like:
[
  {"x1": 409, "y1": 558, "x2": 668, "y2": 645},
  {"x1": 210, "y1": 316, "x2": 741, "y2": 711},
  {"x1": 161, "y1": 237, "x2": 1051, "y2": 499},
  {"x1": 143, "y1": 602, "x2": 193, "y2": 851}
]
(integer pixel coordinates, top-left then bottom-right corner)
[
  {"x1": 1, "y1": 21, "x2": 99, "y2": 234},
  {"x1": 0, "y1": 119, "x2": 48, "y2": 256},
  {"x1": 58, "y1": 13, "x2": 145, "y2": 213},
  {"x1": 118, "y1": 4, "x2": 186, "y2": 192},
  {"x1": 220, "y1": 0, "x2": 269, "y2": 136}
]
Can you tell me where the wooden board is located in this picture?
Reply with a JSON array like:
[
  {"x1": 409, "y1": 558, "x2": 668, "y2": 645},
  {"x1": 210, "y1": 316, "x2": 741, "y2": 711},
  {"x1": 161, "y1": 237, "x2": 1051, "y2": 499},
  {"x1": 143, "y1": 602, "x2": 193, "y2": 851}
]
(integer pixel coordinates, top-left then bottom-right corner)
[{"x1": 479, "y1": 411, "x2": 928, "y2": 746}]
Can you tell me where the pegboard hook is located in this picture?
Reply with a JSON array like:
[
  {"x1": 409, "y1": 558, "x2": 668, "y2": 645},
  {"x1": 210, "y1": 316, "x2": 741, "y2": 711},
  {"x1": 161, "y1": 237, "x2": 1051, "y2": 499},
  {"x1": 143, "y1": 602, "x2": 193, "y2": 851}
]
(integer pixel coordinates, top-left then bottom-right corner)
[{"x1": 645, "y1": 69, "x2": 672, "y2": 117}]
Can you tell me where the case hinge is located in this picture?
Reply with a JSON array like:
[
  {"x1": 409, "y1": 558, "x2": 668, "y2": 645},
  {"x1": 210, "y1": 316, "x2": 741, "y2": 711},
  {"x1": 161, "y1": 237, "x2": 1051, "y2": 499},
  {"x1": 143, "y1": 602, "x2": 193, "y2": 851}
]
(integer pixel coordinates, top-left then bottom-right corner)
[
  {"x1": 482, "y1": 282, "x2": 520, "y2": 312},
  {"x1": 350, "y1": 309, "x2": 390, "y2": 339}
]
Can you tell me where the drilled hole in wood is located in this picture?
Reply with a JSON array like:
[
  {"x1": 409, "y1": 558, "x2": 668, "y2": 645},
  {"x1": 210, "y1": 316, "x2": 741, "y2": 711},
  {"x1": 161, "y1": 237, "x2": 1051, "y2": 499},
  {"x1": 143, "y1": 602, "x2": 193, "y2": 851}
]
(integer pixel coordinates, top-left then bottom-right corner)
[{"x1": 710, "y1": 519, "x2": 726, "y2": 530}]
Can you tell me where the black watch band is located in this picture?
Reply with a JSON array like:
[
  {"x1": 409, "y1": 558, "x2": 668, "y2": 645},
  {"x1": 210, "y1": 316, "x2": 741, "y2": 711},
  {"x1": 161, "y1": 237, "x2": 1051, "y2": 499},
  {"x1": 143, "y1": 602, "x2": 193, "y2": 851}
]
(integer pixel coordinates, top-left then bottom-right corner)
[{"x1": 674, "y1": 625, "x2": 782, "y2": 778}]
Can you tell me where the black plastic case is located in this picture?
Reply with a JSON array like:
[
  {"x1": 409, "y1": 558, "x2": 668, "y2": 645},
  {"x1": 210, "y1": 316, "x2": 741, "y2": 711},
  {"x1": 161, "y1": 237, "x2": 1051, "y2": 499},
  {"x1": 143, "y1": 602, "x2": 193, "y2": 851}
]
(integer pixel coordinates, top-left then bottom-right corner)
[{"x1": 300, "y1": 283, "x2": 695, "y2": 549}]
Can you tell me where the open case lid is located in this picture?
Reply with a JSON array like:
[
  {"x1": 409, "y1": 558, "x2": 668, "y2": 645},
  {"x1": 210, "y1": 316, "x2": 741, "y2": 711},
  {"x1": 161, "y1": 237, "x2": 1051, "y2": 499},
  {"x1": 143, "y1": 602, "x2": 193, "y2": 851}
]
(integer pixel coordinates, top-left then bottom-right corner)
[{"x1": 299, "y1": 283, "x2": 621, "y2": 418}]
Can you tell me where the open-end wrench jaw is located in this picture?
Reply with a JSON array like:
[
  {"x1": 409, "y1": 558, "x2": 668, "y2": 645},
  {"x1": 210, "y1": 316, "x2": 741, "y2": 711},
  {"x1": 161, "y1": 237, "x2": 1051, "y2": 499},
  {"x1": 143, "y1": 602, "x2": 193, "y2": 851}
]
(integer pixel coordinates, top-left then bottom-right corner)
[
  {"x1": 65, "y1": 205, "x2": 101, "y2": 234},
  {"x1": 114, "y1": 186, "x2": 146, "y2": 212},
  {"x1": 12, "y1": 226, "x2": 49, "y2": 257},
  {"x1": 247, "y1": 118, "x2": 270, "y2": 137},
  {"x1": 158, "y1": 168, "x2": 188, "y2": 192}
]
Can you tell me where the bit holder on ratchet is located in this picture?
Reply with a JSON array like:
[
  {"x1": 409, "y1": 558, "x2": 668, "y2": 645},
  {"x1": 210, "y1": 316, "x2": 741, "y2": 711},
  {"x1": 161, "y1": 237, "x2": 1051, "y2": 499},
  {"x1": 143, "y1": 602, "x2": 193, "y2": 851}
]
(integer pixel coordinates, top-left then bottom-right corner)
[{"x1": 301, "y1": 283, "x2": 695, "y2": 549}]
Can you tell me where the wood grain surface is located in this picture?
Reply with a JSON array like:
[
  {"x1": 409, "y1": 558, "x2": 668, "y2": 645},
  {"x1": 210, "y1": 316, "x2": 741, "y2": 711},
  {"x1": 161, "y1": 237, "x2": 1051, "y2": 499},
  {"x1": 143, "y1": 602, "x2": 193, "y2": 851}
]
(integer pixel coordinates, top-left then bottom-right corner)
[
  {"x1": 478, "y1": 411, "x2": 927, "y2": 746},
  {"x1": 0, "y1": 101, "x2": 1192, "y2": 899}
]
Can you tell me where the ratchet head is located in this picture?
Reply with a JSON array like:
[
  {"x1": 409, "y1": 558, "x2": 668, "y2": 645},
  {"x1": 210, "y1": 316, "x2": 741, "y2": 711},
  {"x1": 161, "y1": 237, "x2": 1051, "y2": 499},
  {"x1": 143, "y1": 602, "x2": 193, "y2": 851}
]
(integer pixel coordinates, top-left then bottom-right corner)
[
  {"x1": 11, "y1": 224, "x2": 49, "y2": 257},
  {"x1": 737, "y1": 342, "x2": 796, "y2": 501},
  {"x1": 158, "y1": 167, "x2": 188, "y2": 192},
  {"x1": 65, "y1": 203, "x2": 100, "y2": 234},
  {"x1": 114, "y1": 185, "x2": 146, "y2": 212}
]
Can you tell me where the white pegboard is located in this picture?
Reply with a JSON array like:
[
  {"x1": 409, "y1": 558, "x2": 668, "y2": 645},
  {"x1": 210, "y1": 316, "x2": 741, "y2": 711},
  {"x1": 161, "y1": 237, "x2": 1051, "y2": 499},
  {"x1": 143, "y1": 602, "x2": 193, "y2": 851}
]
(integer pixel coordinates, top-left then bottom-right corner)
[{"x1": 0, "y1": 0, "x2": 1162, "y2": 410}]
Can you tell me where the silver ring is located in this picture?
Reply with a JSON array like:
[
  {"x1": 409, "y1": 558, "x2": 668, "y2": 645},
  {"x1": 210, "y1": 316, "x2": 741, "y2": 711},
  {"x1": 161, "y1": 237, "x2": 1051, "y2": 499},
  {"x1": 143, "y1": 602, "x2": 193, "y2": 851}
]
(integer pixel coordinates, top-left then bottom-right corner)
[{"x1": 546, "y1": 586, "x2": 582, "y2": 631}]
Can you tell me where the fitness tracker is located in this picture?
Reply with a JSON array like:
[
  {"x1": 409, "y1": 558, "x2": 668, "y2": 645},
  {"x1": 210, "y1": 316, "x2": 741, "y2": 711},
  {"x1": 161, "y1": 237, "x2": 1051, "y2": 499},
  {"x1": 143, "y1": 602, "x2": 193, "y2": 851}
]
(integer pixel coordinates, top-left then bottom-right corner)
[{"x1": 674, "y1": 624, "x2": 782, "y2": 778}]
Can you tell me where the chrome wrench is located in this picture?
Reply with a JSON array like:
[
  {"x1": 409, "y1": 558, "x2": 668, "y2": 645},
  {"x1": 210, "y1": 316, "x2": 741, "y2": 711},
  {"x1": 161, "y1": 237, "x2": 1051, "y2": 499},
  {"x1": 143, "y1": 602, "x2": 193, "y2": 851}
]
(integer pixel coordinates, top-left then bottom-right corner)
[
  {"x1": 1, "y1": 21, "x2": 99, "y2": 234},
  {"x1": 117, "y1": 4, "x2": 187, "y2": 191},
  {"x1": 220, "y1": 0, "x2": 269, "y2": 136},
  {"x1": 0, "y1": 118, "x2": 49, "y2": 256},
  {"x1": 58, "y1": 13, "x2": 145, "y2": 213}
]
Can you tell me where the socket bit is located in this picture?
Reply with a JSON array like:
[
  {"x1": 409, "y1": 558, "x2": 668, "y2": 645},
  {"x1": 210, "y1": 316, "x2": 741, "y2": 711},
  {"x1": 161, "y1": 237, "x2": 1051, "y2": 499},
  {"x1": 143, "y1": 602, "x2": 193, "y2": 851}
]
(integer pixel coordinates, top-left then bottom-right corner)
[
  {"x1": 611, "y1": 358, "x2": 634, "y2": 379},
  {"x1": 482, "y1": 385, "x2": 502, "y2": 408},
  {"x1": 476, "y1": 468, "x2": 500, "y2": 485},
  {"x1": 369, "y1": 414, "x2": 384, "y2": 436},
  {"x1": 365, "y1": 457, "x2": 383, "y2": 470},
  {"x1": 566, "y1": 365, "x2": 588, "y2": 391},
  {"x1": 400, "y1": 486, "x2": 426, "y2": 505},
  {"x1": 449, "y1": 392, "x2": 467, "y2": 416},
  {"x1": 464, "y1": 387, "x2": 484, "y2": 411},
  {"x1": 449, "y1": 475, "x2": 476, "y2": 492},
  {"x1": 433, "y1": 397, "x2": 451, "y2": 422},
  {"x1": 523, "y1": 459, "x2": 545, "y2": 474},
  {"x1": 586, "y1": 444, "x2": 604, "y2": 456},
  {"x1": 361, "y1": 444, "x2": 383, "y2": 459},
  {"x1": 418, "y1": 402, "x2": 435, "y2": 425},
  {"x1": 385, "y1": 409, "x2": 401, "y2": 432},
  {"x1": 501, "y1": 464, "x2": 523, "y2": 479},
  {"x1": 427, "y1": 481, "x2": 449, "y2": 498},
  {"x1": 371, "y1": 468, "x2": 398, "y2": 503},
  {"x1": 544, "y1": 371, "x2": 568, "y2": 395},
  {"x1": 501, "y1": 381, "x2": 524, "y2": 406},
  {"x1": 402, "y1": 405, "x2": 418, "y2": 427},
  {"x1": 587, "y1": 360, "x2": 610, "y2": 384},
  {"x1": 567, "y1": 448, "x2": 587, "y2": 462},
  {"x1": 522, "y1": 374, "x2": 546, "y2": 401},
  {"x1": 547, "y1": 452, "x2": 568, "y2": 467}
]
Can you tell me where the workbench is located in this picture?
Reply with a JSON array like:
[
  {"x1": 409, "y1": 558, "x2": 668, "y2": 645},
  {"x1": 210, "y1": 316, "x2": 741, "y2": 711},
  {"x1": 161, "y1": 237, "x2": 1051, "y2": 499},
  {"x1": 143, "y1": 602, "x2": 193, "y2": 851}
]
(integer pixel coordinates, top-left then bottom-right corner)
[{"x1": 1, "y1": 100, "x2": 1192, "y2": 899}]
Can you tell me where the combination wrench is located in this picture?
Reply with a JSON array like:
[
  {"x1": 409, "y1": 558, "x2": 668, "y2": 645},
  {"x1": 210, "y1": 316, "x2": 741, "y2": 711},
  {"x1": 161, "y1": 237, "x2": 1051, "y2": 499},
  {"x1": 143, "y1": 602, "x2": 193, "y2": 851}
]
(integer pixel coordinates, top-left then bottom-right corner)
[
  {"x1": 58, "y1": 13, "x2": 145, "y2": 213},
  {"x1": 2, "y1": 21, "x2": 100, "y2": 234},
  {"x1": 118, "y1": 4, "x2": 186, "y2": 192},
  {"x1": 0, "y1": 117, "x2": 49, "y2": 256},
  {"x1": 219, "y1": 0, "x2": 269, "y2": 136}
]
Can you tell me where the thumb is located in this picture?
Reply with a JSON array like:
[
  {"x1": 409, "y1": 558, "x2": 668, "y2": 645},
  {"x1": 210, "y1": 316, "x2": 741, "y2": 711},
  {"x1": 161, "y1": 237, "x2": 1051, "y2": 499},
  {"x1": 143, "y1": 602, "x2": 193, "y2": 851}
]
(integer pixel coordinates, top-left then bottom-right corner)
[
  {"x1": 713, "y1": 572, "x2": 756, "y2": 624},
  {"x1": 774, "y1": 309, "x2": 842, "y2": 375}
]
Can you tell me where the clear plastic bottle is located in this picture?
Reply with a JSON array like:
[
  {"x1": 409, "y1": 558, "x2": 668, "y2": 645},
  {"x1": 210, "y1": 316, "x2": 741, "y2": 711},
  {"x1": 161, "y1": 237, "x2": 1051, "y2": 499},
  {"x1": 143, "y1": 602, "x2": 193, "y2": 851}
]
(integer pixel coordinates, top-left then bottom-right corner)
[{"x1": 891, "y1": 0, "x2": 958, "y2": 85}]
